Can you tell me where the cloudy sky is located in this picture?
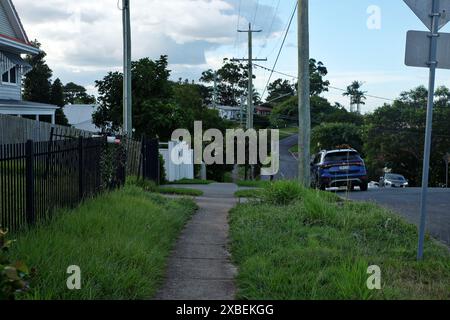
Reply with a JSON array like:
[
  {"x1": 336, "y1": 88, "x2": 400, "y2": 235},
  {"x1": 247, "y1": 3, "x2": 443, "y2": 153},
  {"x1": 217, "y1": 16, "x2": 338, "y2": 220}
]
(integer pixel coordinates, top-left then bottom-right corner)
[{"x1": 13, "y1": 0, "x2": 450, "y2": 112}]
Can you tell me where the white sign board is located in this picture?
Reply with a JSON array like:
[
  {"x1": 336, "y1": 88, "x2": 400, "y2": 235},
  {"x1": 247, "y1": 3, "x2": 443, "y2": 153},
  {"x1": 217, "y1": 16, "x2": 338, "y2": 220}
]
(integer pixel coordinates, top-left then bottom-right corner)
[
  {"x1": 404, "y1": 0, "x2": 450, "y2": 31},
  {"x1": 405, "y1": 30, "x2": 450, "y2": 69}
]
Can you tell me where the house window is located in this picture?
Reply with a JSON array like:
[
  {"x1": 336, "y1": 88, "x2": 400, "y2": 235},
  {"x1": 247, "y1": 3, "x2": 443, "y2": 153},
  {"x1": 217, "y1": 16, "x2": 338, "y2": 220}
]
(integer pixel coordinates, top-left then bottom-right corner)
[{"x1": 1, "y1": 67, "x2": 17, "y2": 84}]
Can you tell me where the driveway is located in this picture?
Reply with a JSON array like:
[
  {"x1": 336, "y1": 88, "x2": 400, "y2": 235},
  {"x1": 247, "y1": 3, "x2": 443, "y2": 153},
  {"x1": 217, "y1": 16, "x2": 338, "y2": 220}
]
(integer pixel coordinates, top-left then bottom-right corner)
[{"x1": 342, "y1": 188, "x2": 450, "y2": 246}]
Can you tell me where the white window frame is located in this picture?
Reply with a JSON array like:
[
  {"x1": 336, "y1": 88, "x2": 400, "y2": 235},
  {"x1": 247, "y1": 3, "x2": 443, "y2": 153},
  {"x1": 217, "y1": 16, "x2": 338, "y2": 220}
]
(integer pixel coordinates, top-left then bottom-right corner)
[{"x1": 1, "y1": 67, "x2": 18, "y2": 86}]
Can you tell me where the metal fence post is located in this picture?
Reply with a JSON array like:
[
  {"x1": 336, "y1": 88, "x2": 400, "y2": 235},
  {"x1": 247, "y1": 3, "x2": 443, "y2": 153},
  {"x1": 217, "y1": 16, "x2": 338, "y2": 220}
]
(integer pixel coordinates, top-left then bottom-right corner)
[
  {"x1": 79, "y1": 136, "x2": 84, "y2": 200},
  {"x1": 25, "y1": 140, "x2": 35, "y2": 225}
]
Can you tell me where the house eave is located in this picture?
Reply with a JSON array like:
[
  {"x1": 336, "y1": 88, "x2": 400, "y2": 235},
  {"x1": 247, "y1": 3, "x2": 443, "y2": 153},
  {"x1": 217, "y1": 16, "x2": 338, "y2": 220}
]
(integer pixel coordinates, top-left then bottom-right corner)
[{"x1": 0, "y1": 35, "x2": 39, "y2": 55}]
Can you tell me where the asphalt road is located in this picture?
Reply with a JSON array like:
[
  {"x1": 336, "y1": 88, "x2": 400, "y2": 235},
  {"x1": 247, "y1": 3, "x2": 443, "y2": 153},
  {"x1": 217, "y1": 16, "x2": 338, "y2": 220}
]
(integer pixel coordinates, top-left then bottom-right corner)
[
  {"x1": 270, "y1": 134, "x2": 450, "y2": 247},
  {"x1": 275, "y1": 134, "x2": 298, "y2": 180},
  {"x1": 343, "y1": 188, "x2": 450, "y2": 246}
]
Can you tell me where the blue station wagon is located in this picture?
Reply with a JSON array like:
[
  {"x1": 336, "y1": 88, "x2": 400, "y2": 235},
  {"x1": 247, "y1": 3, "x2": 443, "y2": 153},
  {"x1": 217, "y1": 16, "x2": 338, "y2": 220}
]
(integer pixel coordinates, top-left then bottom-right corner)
[{"x1": 310, "y1": 149, "x2": 369, "y2": 191}]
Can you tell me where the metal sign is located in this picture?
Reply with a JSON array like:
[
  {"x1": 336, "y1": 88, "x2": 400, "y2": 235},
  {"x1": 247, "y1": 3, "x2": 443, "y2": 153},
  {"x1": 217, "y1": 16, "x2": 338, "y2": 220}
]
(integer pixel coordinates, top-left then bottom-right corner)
[
  {"x1": 405, "y1": 31, "x2": 450, "y2": 69},
  {"x1": 404, "y1": 0, "x2": 448, "y2": 261},
  {"x1": 404, "y1": 0, "x2": 450, "y2": 31}
]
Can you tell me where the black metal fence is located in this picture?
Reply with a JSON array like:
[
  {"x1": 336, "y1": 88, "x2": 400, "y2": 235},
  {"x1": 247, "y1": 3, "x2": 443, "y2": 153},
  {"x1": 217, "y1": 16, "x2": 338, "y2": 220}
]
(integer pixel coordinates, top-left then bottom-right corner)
[{"x1": 0, "y1": 136, "x2": 125, "y2": 232}]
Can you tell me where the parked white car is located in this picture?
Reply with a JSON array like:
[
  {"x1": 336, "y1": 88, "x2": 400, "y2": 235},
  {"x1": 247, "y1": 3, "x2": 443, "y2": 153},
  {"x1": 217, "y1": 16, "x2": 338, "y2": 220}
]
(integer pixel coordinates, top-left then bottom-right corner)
[{"x1": 380, "y1": 173, "x2": 409, "y2": 188}]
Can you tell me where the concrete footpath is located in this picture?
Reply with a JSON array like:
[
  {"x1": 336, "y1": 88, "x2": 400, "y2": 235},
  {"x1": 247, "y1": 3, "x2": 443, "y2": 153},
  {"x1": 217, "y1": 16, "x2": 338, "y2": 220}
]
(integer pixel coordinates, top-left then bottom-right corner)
[{"x1": 155, "y1": 183, "x2": 239, "y2": 300}]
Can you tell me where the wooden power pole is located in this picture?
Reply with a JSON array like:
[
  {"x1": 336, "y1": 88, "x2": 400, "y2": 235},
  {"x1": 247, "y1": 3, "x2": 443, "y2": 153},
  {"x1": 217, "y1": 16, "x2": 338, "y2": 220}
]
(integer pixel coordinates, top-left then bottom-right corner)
[
  {"x1": 122, "y1": 0, "x2": 132, "y2": 137},
  {"x1": 298, "y1": 0, "x2": 311, "y2": 187},
  {"x1": 232, "y1": 23, "x2": 266, "y2": 130}
]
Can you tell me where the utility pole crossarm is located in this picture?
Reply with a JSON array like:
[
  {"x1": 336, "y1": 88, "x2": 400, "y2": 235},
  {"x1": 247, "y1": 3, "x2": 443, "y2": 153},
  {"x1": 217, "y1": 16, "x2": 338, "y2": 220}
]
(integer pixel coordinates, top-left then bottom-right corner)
[{"x1": 231, "y1": 23, "x2": 266, "y2": 130}]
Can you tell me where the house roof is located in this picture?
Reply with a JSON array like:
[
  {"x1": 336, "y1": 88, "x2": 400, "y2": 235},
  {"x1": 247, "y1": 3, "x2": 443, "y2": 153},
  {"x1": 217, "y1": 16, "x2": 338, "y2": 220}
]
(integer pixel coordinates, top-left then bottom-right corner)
[
  {"x1": 63, "y1": 104, "x2": 99, "y2": 133},
  {"x1": 0, "y1": 0, "x2": 38, "y2": 55},
  {"x1": 0, "y1": 99, "x2": 58, "y2": 110},
  {"x1": 215, "y1": 105, "x2": 241, "y2": 111},
  {"x1": 255, "y1": 106, "x2": 272, "y2": 112}
]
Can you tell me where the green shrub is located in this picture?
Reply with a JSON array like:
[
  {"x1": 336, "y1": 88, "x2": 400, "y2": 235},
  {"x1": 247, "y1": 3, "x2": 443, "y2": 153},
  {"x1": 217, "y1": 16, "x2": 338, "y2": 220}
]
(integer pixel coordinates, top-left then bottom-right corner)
[
  {"x1": 262, "y1": 180, "x2": 306, "y2": 205},
  {"x1": 0, "y1": 229, "x2": 31, "y2": 300},
  {"x1": 159, "y1": 154, "x2": 167, "y2": 185},
  {"x1": 127, "y1": 176, "x2": 158, "y2": 192}
]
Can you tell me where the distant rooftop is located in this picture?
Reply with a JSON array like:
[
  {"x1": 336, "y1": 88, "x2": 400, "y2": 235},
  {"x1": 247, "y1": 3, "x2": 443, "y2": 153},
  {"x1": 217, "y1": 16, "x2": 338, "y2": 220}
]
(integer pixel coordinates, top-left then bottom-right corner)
[{"x1": 63, "y1": 104, "x2": 99, "y2": 133}]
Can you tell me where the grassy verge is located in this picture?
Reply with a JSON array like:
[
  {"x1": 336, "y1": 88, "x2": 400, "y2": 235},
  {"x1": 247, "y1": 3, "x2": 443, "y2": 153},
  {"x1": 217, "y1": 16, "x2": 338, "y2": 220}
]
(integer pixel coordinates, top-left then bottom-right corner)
[
  {"x1": 168, "y1": 179, "x2": 214, "y2": 185},
  {"x1": 158, "y1": 187, "x2": 203, "y2": 197},
  {"x1": 230, "y1": 181, "x2": 450, "y2": 300},
  {"x1": 234, "y1": 189, "x2": 263, "y2": 199},
  {"x1": 10, "y1": 186, "x2": 197, "y2": 300},
  {"x1": 127, "y1": 176, "x2": 203, "y2": 196},
  {"x1": 278, "y1": 127, "x2": 298, "y2": 140}
]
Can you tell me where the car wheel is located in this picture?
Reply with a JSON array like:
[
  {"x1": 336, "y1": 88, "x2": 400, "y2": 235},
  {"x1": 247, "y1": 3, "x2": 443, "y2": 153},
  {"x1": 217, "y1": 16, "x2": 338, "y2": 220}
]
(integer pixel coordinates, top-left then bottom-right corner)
[{"x1": 360, "y1": 182, "x2": 368, "y2": 192}]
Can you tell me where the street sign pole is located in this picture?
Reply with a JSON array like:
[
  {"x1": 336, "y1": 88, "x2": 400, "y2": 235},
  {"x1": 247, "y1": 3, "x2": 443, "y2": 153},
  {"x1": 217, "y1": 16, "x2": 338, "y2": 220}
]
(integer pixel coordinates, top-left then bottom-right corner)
[{"x1": 417, "y1": 0, "x2": 440, "y2": 261}]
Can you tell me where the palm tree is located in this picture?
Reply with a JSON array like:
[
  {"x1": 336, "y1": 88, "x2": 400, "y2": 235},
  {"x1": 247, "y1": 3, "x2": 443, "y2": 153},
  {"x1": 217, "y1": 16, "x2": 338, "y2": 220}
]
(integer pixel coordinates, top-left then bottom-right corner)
[{"x1": 343, "y1": 81, "x2": 367, "y2": 113}]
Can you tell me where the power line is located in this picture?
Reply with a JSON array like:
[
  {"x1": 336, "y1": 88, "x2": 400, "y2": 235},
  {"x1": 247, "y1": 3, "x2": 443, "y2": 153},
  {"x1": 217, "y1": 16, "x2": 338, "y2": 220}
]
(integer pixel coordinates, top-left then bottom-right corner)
[
  {"x1": 252, "y1": 0, "x2": 260, "y2": 26},
  {"x1": 257, "y1": 0, "x2": 281, "y2": 57},
  {"x1": 265, "y1": 0, "x2": 297, "y2": 59},
  {"x1": 254, "y1": 63, "x2": 395, "y2": 102},
  {"x1": 234, "y1": 0, "x2": 242, "y2": 56},
  {"x1": 261, "y1": 1, "x2": 298, "y2": 100}
]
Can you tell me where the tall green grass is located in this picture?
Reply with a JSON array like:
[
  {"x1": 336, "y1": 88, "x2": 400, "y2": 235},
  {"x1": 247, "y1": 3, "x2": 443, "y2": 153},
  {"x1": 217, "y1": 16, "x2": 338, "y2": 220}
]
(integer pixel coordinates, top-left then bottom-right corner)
[
  {"x1": 127, "y1": 176, "x2": 203, "y2": 196},
  {"x1": 9, "y1": 186, "x2": 197, "y2": 300},
  {"x1": 230, "y1": 181, "x2": 450, "y2": 300}
]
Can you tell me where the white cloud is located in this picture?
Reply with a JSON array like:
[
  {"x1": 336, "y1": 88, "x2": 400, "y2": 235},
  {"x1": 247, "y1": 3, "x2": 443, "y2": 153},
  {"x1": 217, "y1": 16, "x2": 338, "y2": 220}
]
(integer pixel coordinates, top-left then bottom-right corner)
[{"x1": 12, "y1": 0, "x2": 282, "y2": 91}]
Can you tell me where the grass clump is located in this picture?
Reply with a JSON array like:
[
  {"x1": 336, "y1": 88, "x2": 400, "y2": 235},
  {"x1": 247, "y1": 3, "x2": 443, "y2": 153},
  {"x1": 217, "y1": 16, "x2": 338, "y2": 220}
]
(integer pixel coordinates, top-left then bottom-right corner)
[
  {"x1": 234, "y1": 189, "x2": 263, "y2": 199},
  {"x1": 127, "y1": 176, "x2": 203, "y2": 196},
  {"x1": 158, "y1": 187, "x2": 203, "y2": 197},
  {"x1": 262, "y1": 180, "x2": 306, "y2": 205},
  {"x1": 9, "y1": 186, "x2": 197, "y2": 300},
  {"x1": 229, "y1": 181, "x2": 450, "y2": 300},
  {"x1": 278, "y1": 127, "x2": 298, "y2": 140}
]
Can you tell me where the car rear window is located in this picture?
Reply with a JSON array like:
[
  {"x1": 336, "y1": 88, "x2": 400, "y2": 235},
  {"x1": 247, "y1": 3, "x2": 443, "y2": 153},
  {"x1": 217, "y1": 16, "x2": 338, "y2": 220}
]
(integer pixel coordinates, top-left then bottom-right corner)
[{"x1": 324, "y1": 152, "x2": 360, "y2": 162}]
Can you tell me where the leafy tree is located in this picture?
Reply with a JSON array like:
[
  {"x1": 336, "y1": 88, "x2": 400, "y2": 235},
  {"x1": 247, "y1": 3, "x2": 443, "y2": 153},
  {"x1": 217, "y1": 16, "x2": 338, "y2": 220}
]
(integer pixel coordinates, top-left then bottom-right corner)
[
  {"x1": 364, "y1": 99, "x2": 450, "y2": 186},
  {"x1": 63, "y1": 82, "x2": 96, "y2": 105},
  {"x1": 200, "y1": 59, "x2": 252, "y2": 106},
  {"x1": 308, "y1": 59, "x2": 330, "y2": 96},
  {"x1": 23, "y1": 40, "x2": 52, "y2": 103},
  {"x1": 435, "y1": 86, "x2": 450, "y2": 108},
  {"x1": 94, "y1": 55, "x2": 234, "y2": 180},
  {"x1": 398, "y1": 85, "x2": 428, "y2": 108},
  {"x1": 269, "y1": 95, "x2": 360, "y2": 128},
  {"x1": 23, "y1": 42, "x2": 68, "y2": 125},
  {"x1": 311, "y1": 123, "x2": 363, "y2": 154},
  {"x1": 94, "y1": 56, "x2": 230, "y2": 139},
  {"x1": 50, "y1": 78, "x2": 68, "y2": 125},
  {"x1": 343, "y1": 81, "x2": 367, "y2": 113},
  {"x1": 50, "y1": 78, "x2": 64, "y2": 107},
  {"x1": 266, "y1": 79, "x2": 295, "y2": 105},
  {"x1": 93, "y1": 71, "x2": 123, "y2": 133}
]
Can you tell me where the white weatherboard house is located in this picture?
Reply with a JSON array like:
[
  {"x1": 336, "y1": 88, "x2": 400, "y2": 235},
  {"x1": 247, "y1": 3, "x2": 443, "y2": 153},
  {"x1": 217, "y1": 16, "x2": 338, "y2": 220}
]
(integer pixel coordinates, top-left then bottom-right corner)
[{"x1": 0, "y1": 0, "x2": 58, "y2": 123}]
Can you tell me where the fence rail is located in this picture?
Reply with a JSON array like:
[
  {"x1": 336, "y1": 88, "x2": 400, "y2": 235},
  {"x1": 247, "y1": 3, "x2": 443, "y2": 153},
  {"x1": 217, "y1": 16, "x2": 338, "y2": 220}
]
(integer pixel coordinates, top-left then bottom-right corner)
[
  {"x1": 0, "y1": 114, "x2": 94, "y2": 144},
  {"x1": 0, "y1": 136, "x2": 123, "y2": 232},
  {"x1": 0, "y1": 132, "x2": 161, "y2": 232}
]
